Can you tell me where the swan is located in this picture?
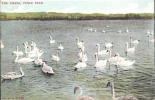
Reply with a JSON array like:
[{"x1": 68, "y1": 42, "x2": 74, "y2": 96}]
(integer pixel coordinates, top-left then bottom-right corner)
[
  {"x1": 74, "y1": 86, "x2": 95, "y2": 100},
  {"x1": 106, "y1": 25, "x2": 110, "y2": 28},
  {"x1": 74, "y1": 60, "x2": 87, "y2": 70},
  {"x1": 105, "y1": 42, "x2": 113, "y2": 49},
  {"x1": 78, "y1": 49, "x2": 87, "y2": 62},
  {"x1": 106, "y1": 82, "x2": 138, "y2": 100},
  {"x1": 102, "y1": 29, "x2": 106, "y2": 33},
  {"x1": 130, "y1": 37, "x2": 140, "y2": 46},
  {"x1": 42, "y1": 62, "x2": 54, "y2": 74},
  {"x1": 49, "y1": 35, "x2": 55, "y2": 44},
  {"x1": 15, "y1": 54, "x2": 34, "y2": 64},
  {"x1": 94, "y1": 53, "x2": 107, "y2": 68},
  {"x1": 12, "y1": 46, "x2": 24, "y2": 56},
  {"x1": 96, "y1": 43, "x2": 109, "y2": 56},
  {"x1": 118, "y1": 30, "x2": 122, "y2": 33},
  {"x1": 1, "y1": 66, "x2": 24, "y2": 80},
  {"x1": 34, "y1": 50, "x2": 43, "y2": 66},
  {"x1": 125, "y1": 42, "x2": 135, "y2": 55},
  {"x1": 52, "y1": 50, "x2": 60, "y2": 62},
  {"x1": 126, "y1": 28, "x2": 129, "y2": 33},
  {"x1": 58, "y1": 43, "x2": 64, "y2": 51},
  {"x1": 1, "y1": 40, "x2": 4, "y2": 48}
]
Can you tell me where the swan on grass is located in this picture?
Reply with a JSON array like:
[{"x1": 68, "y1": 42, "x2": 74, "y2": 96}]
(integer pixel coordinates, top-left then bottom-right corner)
[
  {"x1": 42, "y1": 62, "x2": 54, "y2": 75},
  {"x1": 74, "y1": 86, "x2": 95, "y2": 100},
  {"x1": 1, "y1": 66, "x2": 24, "y2": 80},
  {"x1": 96, "y1": 43, "x2": 109, "y2": 56},
  {"x1": 106, "y1": 82, "x2": 138, "y2": 100},
  {"x1": 12, "y1": 46, "x2": 24, "y2": 56},
  {"x1": 49, "y1": 35, "x2": 55, "y2": 44},
  {"x1": 94, "y1": 53, "x2": 107, "y2": 69}
]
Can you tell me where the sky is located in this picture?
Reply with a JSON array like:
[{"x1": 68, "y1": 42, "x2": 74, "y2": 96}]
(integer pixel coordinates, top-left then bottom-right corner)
[{"x1": 0, "y1": 0, "x2": 154, "y2": 13}]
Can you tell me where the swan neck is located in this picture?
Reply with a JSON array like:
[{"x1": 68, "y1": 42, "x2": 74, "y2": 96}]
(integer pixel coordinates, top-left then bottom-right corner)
[
  {"x1": 97, "y1": 44, "x2": 100, "y2": 52},
  {"x1": 111, "y1": 83, "x2": 115, "y2": 99},
  {"x1": 96, "y1": 54, "x2": 99, "y2": 62},
  {"x1": 20, "y1": 66, "x2": 24, "y2": 76},
  {"x1": 15, "y1": 55, "x2": 19, "y2": 62}
]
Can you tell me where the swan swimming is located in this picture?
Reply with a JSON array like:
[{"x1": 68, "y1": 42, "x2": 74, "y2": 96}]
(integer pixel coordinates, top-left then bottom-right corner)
[
  {"x1": 74, "y1": 60, "x2": 87, "y2": 71},
  {"x1": 58, "y1": 43, "x2": 64, "y2": 51},
  {"x1": 15, "y1": 54, "x2": 34, "y2": 64},
  {"x1": 76, "y1": 37, "x2": 85, "y2": 51},
  {"x1": 130, "y1": 37, "x2": 140, "y2": 46},
  {"x1": 78, "y1": 49, "x2": 87, "y2": 62},
  {"x1": 94, "y1": 53, "x2": 107, "y2": 69},
  {"x1": 125, "y1": 42, "x2": 135, "y2": 55},
  {"x1": 42, "y1": 62, "x2": 54, "y2": 74},
  {"x1": 74, "y1": 86, "x2": 95, "y2": 100},
  {"x1": 49, "y1": 35, "x2": 55, "y2": 44},
  {"x1": 1, "y1": 66, "x2": 24, "y2": 80},
  {"x1": 52, "y1": 50, "x2": 60, "y2": 62}
]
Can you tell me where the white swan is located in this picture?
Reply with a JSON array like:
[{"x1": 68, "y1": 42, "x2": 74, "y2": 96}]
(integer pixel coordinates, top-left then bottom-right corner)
[
  {"x1": 34, "y1": 50, "x2": 43, "y2": 66},
  {"x1": 42, "y1": 62, "x2": 54, "y2": 74},
  {"x1": 74, "y1": 60, "x2": 87, "y2": 70},
  {"x1": 94, "y1": 53, "x2": 107, "y2": 69},
  {"x1": 106, "y1": 82, "x2": 138, "y2": 100},
  {"x1": 12, "y1": 46, "x2": 24, "y2": 56},
  {"x1": 15, "y1": 54, "x2": 34, "y2": 64},
  {"x1": 102, "y1": 29, "x2": 106, "y2": 33},
  {"x1": 130, "y1": 37, "x2": 140, "y2": 46},
  {"x1": 1, "y1": 66, "x2": 24, "y2": 80},
  {"x1": 49, "y1": 35, "x2": 55, "y2": 44},
  {"x1": 125, "y1": 42, "x2": 135, "y2": 55},
  {"x1": 1, "y1": 40, "x2": 4, "y2": 48},
  {"x1": 126, "y1": 28, "x2": 129, "y2": 33},
  {"x1": 96, "y1": 43, "x2": 109, "y2": 56},
  {"x1": 74, "y1": 86, "x2": 95, "y2": 100},
  {"x1": 58, "y1": 43, "x2": 64, "y2": 51},
  {"x1": 52, "y1": 50, "x2": 60, "y2": 62},
  {"x1": 105, "y1": 42, "x2": 113, "y2": 49}
]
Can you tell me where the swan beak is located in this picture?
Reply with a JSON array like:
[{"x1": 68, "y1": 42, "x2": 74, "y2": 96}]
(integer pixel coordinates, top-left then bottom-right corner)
[
  {"x1": 106, "y1": 82, "x2": 111, "y2": 87},
  {"x1": 74, "y1": 87, "x2": 79, "y2": 94}
]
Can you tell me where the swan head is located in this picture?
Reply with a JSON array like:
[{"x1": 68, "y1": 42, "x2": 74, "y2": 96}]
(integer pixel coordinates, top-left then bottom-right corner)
[{"x1": 106, "y1": 82, "x2": 112, "y2": 87}]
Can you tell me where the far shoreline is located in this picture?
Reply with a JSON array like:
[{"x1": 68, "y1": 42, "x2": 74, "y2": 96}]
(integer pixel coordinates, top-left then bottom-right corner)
[{"x1": 0, "y1": 12, "x2": 154, "y2": 20}]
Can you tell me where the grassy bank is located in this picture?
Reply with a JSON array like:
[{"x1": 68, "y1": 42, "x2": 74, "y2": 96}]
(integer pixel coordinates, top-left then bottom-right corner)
[{"x1": 0, "y1": 12, "x2": 154, "y2": 20}]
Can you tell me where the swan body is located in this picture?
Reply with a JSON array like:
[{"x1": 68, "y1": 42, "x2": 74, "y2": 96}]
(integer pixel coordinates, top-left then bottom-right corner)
[
  {"x1": 58, "y1": 43, "x2": 64, "y2": 51},
  {"x1": 42, "y1": 62, "x2": 54, "y2": 74},
  {"x1": 95, "y1": 53, "x2": 107, "y2": 68},
  {"x1": 74, "y1": 61, "x2": 87, "y2": 69},
  {"x1": 74, "y1": 86, "x2": 95, "y2": 100},
  {"x1": 118, "y1": 60, "x2": 135, "y2": 67},
  {"x1": 106, "y1": 82, "x2": 138, "y2": 100},
  {"x1": 34, "y1": 59, "x2": 43, "y2": 66},
  {"x1": 1, "y1": 66, "x2": 24, "y2": 80},
  {"x1": 102, "y1": 30, "x2": 106, "y2": 33},
  {"x1": 52, "y1": 51, "x2": 60, "y2": 62},
  {"x1": 49, "y1": 35, "x2": 55, "y2": 44},
  {"x1": 126, "y1": 42, "x2": 135, "y2": 54},
  {"x1": 15, "y1": 55, "x2": 34, "y2": 64},
  {"x1": 105, "y1": 42, "x2": 113, "y2": 49}
]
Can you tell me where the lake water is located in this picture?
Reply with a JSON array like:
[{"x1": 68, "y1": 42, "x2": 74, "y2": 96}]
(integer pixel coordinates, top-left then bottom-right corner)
[{"x1": 1, "y1": 20, "x2": 154, "y2": 100}]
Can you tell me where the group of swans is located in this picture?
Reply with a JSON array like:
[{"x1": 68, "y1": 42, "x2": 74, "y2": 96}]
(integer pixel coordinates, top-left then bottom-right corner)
[{"x1": 74, "y1": 37, "x2": 87, "y2": 70}]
